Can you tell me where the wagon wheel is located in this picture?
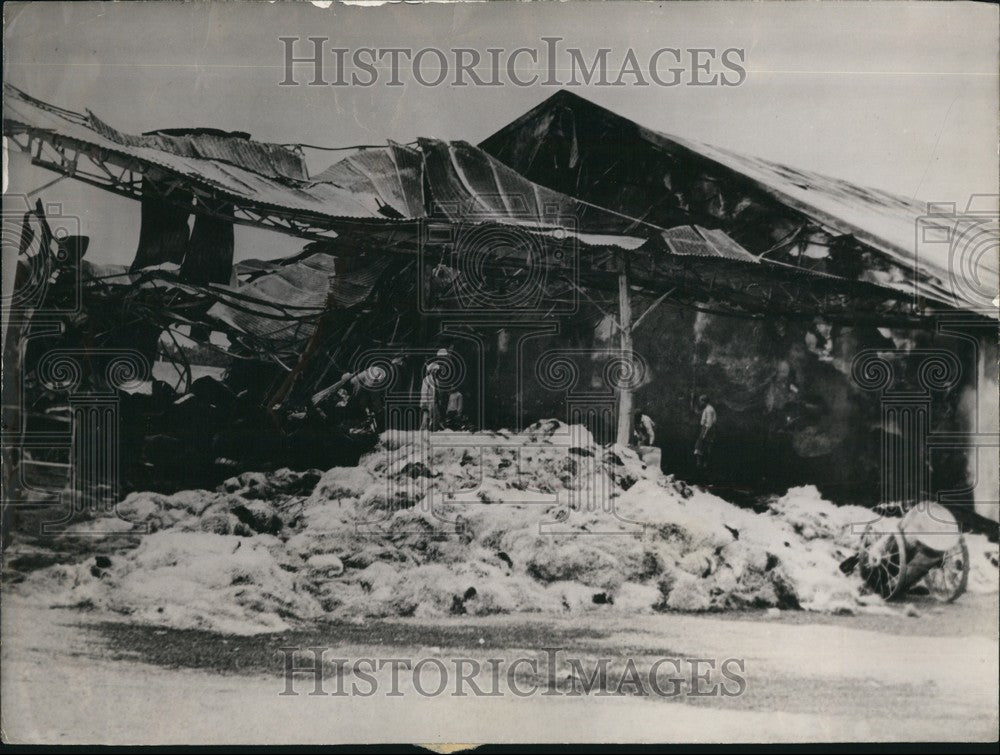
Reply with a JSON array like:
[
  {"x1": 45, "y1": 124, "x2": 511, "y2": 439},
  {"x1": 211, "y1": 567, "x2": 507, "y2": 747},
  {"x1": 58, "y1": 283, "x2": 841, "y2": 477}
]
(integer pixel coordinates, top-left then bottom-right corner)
[
  {"x1": 858, "y1": 521, "x2": 908, "y2": 600},
  {"x1": 922, "y1": 536, "x2": 969, "y2": 603}
]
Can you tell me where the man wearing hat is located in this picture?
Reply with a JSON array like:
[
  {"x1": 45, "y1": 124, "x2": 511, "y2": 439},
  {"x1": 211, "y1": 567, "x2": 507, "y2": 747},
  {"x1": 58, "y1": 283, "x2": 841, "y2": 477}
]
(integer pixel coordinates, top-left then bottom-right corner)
[{"x1": 419, "y1": 349, "x2": 449, "y2": 431}]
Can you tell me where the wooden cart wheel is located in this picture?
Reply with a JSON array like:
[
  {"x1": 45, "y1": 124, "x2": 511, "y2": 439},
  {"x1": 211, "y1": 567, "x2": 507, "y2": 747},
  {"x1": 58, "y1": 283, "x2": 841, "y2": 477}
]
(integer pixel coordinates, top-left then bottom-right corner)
[
  {"x1": 922, "y1": 536, "x2": 970, "y2": 603},
  {"x1": 858, "y1": 521, "x2": 908, "y2": 600}
]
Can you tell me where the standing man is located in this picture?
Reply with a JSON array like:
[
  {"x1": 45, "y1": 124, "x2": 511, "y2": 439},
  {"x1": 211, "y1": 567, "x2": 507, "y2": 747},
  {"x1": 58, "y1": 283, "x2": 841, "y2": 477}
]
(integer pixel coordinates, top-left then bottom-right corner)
[
  {"x1": 693, "y1": 394, "x2": 716, "y2": 472},
  {"x1": 419, "y1": 349, "x2": 450, "y2": 431},
  {"x1": 419, "y1": 359, "x2": 441, "y2": 431}
]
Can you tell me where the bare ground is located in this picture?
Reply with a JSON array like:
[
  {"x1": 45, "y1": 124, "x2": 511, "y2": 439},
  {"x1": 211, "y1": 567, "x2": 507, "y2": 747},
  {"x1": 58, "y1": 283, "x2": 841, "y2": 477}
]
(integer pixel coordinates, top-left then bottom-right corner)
[{"x1": 2, "y1": 592, "x2": 997, "y2": 744}]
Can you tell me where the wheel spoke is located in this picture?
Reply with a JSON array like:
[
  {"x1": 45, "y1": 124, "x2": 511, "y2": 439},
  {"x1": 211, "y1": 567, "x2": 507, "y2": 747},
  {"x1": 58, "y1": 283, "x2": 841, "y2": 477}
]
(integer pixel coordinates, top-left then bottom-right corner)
[
  {"x1": 858, "y1": 522, "x2": 908, "y2": 600},
  {"x1": 923, "y1": 540, "x2": 969, "y2": 602}
]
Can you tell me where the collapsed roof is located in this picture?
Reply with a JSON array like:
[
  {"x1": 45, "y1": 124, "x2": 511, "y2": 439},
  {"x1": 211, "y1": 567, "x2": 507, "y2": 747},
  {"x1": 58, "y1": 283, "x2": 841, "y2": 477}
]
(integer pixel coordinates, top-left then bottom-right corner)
[
  {"x1": 4, "y1": 82, "x2": 994, "y2": 368},
  {"x1": 3, "y1": 83, "x2": 638, "y2": 240}
]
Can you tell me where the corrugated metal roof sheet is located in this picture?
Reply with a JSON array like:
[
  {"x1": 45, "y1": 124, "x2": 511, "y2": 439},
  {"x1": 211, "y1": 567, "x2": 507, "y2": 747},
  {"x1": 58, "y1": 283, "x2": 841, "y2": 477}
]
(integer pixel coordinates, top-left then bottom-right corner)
[
  {"x1": 3, "y1": 84, "x2": 648, "y2": 245},
  {"x1": 662, "y1": 225, "x2": 758, "y2": 262},
  {"x1": 7, "y1": 85, "x2": 953, "y2": 325},
  {"x1": 659, "y1": 132, "x2": 998, "y2": 307},
  {"x1": 3, "y1": 84, "x2": 414, "y2": 220},
  {"x1": 480, "y1": 90, "x2": 998, "y2": 316},
  {"x1": 234, "y1": 258, "x2": 283, "y2": 277},
  {"x1": 308, "y1": 142, "x2": 426, "y2": 218},
  {"x1": 87, "y1": 111, "x2": 308, "y2": 182},
  {"x1": 204, "y1": 252, "x2": 391, "y2": 351}
]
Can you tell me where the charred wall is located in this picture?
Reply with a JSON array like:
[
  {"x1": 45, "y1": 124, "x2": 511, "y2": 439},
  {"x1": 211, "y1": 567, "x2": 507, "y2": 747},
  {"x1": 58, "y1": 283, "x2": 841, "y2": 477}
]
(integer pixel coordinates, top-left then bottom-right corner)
[{"x1": 475, "y1": 91, "x2": 994, "y2": 512}]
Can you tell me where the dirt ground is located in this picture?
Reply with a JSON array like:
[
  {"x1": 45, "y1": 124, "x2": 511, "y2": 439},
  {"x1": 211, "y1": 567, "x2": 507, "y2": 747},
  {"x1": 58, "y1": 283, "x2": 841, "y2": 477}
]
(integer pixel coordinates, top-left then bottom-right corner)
[{"x1": 2, "y1": 592, "x2": 997, "y2": 744}]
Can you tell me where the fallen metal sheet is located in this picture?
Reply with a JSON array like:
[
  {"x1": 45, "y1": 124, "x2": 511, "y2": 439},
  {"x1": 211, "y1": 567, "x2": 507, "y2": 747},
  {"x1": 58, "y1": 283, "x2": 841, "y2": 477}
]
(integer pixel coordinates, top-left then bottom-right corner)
[
  {"x1": 4, "y1": 84, "x2": 649, "y2": 243},
  {"x1": 662, "y1": 225, "x2": 759, "y2": 262},
  {"x1": 3, "y1": 84, "x2": 413, "y2": 221},
  {"x1": 308, "y1": 142, "x2": 426, "y2": 219},
  {"x1": 181, "y1": 204, "x2": 236, "y2": 285},
  {"x1": 131, "y1": 189, "x2": 193, "y2": 270},
  {"x1": 204, "y1": 253, "x2": 391, "y2": 352},
  {"x1": 233, "y1": 258, "x2": 284, "y2": 278},
  {"x1": 5, "y1": 84, "x2": 948, "y2": 326}
]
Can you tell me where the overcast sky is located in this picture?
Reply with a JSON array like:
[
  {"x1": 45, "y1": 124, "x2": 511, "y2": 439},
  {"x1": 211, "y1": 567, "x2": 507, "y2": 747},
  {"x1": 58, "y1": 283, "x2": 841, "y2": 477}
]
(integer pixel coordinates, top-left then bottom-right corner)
[{"x1": 4, "y1": 0, "x2": 998, "y2": 265}]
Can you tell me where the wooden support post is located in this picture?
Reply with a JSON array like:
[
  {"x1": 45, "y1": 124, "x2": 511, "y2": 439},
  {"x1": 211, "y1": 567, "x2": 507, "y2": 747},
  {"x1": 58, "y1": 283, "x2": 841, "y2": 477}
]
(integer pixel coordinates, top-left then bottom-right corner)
[{"x1": 615, "y1": 252, "x2": 634, "y2": 448}]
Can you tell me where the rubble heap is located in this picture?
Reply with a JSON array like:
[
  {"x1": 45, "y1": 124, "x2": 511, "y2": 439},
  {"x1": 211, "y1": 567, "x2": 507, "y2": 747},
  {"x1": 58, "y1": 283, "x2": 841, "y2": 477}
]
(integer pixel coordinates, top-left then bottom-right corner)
[{"x1": 10, "y1": 420, "x2": 998, "y2": 634}]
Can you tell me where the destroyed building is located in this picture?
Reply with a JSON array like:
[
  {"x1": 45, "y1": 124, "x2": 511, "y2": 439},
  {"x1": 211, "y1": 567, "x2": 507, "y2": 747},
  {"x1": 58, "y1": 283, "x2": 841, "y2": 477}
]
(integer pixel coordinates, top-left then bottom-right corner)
[
  {"x1": 479, "y1": 91, "x2": 999, "y2": 518},
  {"x1": 2, "y1": 84, "x2": 997, "y2": 530}
]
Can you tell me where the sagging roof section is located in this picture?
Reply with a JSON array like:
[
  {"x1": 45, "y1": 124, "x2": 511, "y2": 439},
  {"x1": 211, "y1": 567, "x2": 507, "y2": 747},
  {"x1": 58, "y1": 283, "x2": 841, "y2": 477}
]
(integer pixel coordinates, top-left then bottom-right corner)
[
  {"x1": 3, "y1": 84, "x2": 647, "y2": 245},
  {"x1": 3, "y1": 83, "x2": 990, "y2": 336},
  {"x1": 88, "y1": 111, "x2": 309, "y2": 182},
  {"x1": 3, "y1": 83, "x2": 420, "y2": 228}
]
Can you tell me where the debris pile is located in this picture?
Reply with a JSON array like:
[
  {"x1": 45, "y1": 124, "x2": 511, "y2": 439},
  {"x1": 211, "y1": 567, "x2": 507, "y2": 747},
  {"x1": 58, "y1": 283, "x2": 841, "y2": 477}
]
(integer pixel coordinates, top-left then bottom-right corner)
[{"x1": 9, "y1": 420, "x2": 998, "y2": 634}]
